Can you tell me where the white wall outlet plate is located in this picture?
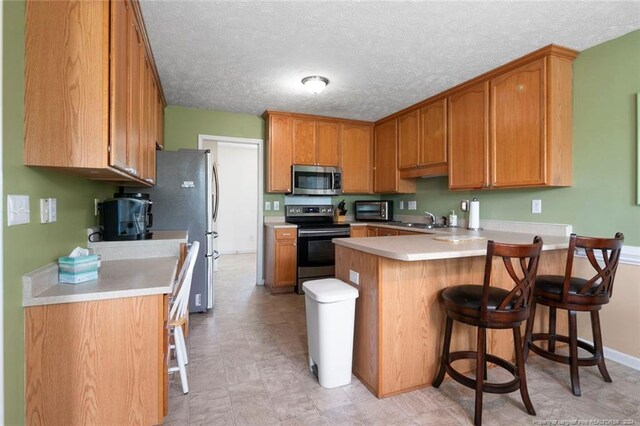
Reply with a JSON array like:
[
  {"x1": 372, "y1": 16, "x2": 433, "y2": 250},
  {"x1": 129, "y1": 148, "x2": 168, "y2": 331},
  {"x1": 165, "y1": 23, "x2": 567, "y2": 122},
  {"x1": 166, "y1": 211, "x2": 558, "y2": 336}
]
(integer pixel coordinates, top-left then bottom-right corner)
[
  {"x1": 399, "y1": 200, "x2": 405, "y2": 210},
  {"x1": 532, "y1": 199, "x2": 542, "y2": 214},
  {"x1": 40, "y1": 198, "x2": 58, "y2": 223},
  {"x1": 408, "y1": 200, "x2": 417, "y2": 210},
  {"x1": 7, "y1": 195, "x2": 30, "y2": 226},
  {"x1": 265, "y1": 201, "x2": 272, "y2": 211},
  {"x1": 273, "y1": 201, "x2": 280, "y2": 211},
  {"x1": 94, "y1": 198, "x2": 100, "y2": 216},
  {"x1": 349, "y1": 269, "x2": 360, "y2": 286}
]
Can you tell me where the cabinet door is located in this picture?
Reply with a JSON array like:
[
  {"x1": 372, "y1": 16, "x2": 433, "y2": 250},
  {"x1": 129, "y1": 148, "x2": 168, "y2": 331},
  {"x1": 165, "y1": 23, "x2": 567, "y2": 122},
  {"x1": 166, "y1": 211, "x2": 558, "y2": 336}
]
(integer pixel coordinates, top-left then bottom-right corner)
[
  {"x1": 316, "y1": 121, "x2": 340, "y2": 166},
  {"x1": 127, "y1": 10, "x2": 143, "y2": 177},
  {"x1": 350, "y1": 227, "x2": 368, "y2": 238},
  {"x1": 377, "y1": 228, "x2": 399, "y2": 236},
  {"x1": 448, "y1": 82, "x2": 489, "y2": 190},
  {"x1": 367, "y1": 227, "x2": 378, "y2": 237},
  {"x1": 292, "y1": 118, "x2": 316, "y2": 165},
  {"x1": 491, "y1": 59, "x2": 546, "y2": 187},
  {"x1": 398, "y1": 109, "x2": 420, "y2": 169},
  {"x1": 420, "y1": 99, "x2": 447, "y2": 167},
  {"x1": 374, "y1": 119, "x2": 399, "y2": 193},
  {"x1": 275, "y1": 239, "x2": 296, "y2": 287},
  {"x1": 267, "y1": 114, "x2": 293, "y2": 192},
  {"x1": 109, "y1": 0, "x2": 129, "y2": 172},
  {"x1": 341, "y1": 123, "x2": 373, "y2": 193}
]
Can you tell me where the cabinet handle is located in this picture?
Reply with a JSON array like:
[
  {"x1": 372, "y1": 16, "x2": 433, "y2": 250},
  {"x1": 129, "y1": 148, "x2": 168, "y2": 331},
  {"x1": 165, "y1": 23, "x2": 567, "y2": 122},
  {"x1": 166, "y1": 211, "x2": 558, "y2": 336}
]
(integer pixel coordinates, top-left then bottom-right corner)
[{"x1": 282, "y1": 233, "x2": 291, "y2": 236}]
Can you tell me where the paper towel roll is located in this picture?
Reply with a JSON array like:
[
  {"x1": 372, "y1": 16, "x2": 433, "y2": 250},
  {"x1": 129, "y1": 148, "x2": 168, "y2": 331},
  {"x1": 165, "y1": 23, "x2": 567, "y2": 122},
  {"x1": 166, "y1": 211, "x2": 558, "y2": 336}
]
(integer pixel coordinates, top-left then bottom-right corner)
[{"x1": 468, "y1": 199, "x2": 480, "y2": 230}]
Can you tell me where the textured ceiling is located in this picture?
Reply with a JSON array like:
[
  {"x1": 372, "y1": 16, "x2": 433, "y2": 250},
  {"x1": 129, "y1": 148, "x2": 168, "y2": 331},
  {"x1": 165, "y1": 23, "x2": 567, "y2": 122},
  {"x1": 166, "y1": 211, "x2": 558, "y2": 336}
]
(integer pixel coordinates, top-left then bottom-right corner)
[{"x1": 139, "y1": 1, "x2": 640, "y2": 122}]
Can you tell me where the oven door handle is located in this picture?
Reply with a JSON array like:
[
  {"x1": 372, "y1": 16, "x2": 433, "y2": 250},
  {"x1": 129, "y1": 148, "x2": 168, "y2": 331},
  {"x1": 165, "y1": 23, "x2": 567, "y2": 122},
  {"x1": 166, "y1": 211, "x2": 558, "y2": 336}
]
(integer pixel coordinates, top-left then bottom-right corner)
[{"x1": 298, "y1": 229, "x2": 351, "y2": 237}]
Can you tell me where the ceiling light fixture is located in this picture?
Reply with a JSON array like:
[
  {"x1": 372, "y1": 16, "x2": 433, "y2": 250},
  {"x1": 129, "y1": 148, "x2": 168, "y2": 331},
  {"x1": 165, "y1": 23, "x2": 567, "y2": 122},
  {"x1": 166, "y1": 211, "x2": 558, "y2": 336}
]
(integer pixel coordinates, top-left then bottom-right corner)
[{"x1": 301, "y1": 76, "x2": 329, "y2": 94}]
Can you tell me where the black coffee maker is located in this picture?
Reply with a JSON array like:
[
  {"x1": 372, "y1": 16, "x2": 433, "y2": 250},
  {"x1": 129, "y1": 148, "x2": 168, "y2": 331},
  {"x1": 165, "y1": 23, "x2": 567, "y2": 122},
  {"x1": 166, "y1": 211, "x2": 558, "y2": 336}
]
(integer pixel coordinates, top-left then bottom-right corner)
[{"x1": 101, "y1": 193, "x2": 153, "y2": 240}]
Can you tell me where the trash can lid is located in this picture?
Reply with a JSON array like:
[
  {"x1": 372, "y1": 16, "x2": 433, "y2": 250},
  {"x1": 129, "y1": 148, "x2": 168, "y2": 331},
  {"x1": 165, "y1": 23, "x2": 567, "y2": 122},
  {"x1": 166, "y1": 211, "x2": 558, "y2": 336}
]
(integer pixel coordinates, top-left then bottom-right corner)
[{"x1": 303, "y1": 278, "x2": 359, "y2": 303}]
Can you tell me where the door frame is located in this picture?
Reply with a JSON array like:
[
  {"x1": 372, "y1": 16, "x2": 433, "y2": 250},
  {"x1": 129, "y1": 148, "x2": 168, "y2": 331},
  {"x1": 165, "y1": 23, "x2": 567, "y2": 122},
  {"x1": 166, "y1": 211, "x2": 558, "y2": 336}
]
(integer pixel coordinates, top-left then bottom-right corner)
[{"x1": 198, "y1": 134, "x2": 265, "y2": 285}]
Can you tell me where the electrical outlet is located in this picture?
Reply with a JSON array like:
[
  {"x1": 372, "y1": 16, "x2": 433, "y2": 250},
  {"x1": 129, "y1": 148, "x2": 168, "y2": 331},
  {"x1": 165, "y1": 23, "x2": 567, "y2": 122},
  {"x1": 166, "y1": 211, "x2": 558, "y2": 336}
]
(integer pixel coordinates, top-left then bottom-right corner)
[
  {"x1": 532, "y1": 199, "x2": 542, "y2": 214},
  {"x1": 408, "y1": 200, "x2": 417, "y2": 210},
  {"x1": 195, "y1": 293, "x2": 202, "y2": 306},
  {"x1": 349, "y1": 270, "x2": 360, "y2": 285},
  {"x1": 399, "y1": 200, "x2": 405, "y2": 210},
  {"x1": 273, "y1": 201, "x2": 280, "y2": 211},
  {"x1": 94, "y1": 198, "x2": 100, "y2": 216},
  {"x1": 40, "y1": 198, "x2": 57, "y2": 223},
  {"x1": 265, "y1": 201, "x2": 272, "y2": 211}
]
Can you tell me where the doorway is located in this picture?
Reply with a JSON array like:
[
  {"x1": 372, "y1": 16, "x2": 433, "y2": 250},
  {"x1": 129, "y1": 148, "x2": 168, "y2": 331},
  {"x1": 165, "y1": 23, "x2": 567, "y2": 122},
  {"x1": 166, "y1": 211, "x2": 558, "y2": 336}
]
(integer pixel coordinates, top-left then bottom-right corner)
[{"x1": 198, "y1": 135, "x2": 264, "y2": 284}]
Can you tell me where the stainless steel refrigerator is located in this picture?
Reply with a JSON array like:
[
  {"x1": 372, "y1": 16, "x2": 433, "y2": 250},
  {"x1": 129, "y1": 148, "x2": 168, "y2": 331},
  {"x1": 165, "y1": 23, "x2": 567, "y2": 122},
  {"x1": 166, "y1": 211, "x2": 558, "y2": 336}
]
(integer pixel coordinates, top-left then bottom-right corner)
[{"x1": 133, "y1": 149, "x2": 218, "y2": 312}]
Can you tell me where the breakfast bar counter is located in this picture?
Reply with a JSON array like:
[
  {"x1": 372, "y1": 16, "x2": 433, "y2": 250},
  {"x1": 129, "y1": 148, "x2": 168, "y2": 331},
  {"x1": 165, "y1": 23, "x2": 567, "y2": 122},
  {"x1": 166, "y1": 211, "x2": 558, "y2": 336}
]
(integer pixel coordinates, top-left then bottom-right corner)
[{"x1": 334, "y1": 229, "x2": 569, "y2": 398}]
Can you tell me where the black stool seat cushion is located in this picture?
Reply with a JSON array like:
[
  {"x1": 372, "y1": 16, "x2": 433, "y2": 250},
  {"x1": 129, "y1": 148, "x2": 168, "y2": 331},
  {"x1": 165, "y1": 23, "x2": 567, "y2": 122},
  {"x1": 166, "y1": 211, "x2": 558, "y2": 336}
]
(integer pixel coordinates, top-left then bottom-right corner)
[
  {"x1": 534, "y1": 275, "x2": 592, "y2": 299},
  {"x1": 442, "y1": 285, "x2": 514, "y2": 311}
]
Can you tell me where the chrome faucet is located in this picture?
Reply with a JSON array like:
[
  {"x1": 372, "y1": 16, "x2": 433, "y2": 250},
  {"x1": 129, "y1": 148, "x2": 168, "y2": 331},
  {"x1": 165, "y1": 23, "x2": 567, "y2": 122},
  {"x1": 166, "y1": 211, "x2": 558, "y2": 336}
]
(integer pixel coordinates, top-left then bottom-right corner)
[{"x1": 424, "y1": 211, "x2": 436, "y2": 226}]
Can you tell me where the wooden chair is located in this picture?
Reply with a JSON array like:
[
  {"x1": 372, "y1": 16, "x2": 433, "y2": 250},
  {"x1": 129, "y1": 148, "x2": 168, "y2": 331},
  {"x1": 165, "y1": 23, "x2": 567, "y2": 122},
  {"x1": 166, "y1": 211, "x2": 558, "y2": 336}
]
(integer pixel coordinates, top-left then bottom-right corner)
[
  {"x1": 523, "y1": 233, "x2": 623, "y2": 396},
  {"x1": 433, "y1": 237, "x2": 543, "y2": 426},
  {"x1": 169, "y1": 241, "x2": 200, "y2": 394}
]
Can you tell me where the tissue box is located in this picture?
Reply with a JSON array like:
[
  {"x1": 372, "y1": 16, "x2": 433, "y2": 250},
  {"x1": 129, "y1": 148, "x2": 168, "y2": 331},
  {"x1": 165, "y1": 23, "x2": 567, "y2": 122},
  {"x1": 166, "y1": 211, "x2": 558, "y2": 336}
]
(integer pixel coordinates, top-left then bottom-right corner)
[{"x1": 58, "y1": 255, "x2": 99, "y2": 284}]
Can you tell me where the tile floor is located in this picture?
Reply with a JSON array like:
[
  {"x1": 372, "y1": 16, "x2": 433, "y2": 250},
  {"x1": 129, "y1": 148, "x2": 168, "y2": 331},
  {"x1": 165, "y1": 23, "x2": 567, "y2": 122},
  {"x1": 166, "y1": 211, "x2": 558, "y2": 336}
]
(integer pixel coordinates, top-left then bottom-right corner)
[{"x1": 164, "y1": 253, "x2": 640, "y2": 426}]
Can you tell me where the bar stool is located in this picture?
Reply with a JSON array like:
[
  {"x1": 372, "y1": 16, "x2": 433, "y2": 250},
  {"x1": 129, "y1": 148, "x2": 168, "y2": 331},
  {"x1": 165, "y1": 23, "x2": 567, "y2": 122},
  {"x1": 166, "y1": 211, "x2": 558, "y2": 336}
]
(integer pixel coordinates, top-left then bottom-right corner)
[
  {"x1": 523, "y1": 233, "x2": 623, "y2": 396},
  {"x1": 433, "y1": 237, "x2": 543, "y2": 426}
]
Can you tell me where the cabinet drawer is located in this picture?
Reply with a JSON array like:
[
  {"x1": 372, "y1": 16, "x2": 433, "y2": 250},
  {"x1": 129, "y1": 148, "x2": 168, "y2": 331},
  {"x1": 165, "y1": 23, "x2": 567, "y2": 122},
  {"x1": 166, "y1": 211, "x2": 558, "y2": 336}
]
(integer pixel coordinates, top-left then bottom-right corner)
[{"x1": 275, "y1": 229, "x2": 296, "y2": 240}]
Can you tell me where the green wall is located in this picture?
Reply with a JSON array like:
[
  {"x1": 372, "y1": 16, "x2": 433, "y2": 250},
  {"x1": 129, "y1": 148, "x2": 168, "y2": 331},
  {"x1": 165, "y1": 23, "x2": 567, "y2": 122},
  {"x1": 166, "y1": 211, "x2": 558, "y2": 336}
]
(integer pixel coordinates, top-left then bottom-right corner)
[
  {"x1": 164, "y1": 106, "x2": 264, "y2": 151},
  {"x1": 3, "y1": 2, "x2": 115, "y2": 424},
  {"x1": 391, "y1": 30, "x2": 640, "y2": 245}
]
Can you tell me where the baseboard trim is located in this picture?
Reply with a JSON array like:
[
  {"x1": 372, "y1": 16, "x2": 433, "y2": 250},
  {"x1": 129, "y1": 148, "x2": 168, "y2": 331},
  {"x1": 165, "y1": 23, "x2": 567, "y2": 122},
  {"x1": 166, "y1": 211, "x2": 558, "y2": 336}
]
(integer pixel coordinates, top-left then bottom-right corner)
[{"x1": 578, "y1": 338, "x2": 640, "y2": 371}]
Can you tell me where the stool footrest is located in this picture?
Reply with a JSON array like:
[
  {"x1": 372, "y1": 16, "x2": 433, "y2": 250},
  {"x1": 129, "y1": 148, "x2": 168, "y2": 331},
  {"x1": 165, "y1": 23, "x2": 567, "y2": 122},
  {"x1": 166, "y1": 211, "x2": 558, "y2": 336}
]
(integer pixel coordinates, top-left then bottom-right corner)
[
  {"x1": 529, "y1": 333, "x2": 601, "y2": 366},
  {"x1": 445, "y1": 351, "x2": 521, "y2": 394}
]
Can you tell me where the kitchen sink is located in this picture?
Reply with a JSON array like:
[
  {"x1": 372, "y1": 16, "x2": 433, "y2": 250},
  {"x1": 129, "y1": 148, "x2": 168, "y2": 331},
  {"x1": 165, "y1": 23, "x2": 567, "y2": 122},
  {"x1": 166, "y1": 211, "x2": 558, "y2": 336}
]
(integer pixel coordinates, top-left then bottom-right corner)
[{"x1": 394, "y1": 222, "x2": 449, "y2": 229}]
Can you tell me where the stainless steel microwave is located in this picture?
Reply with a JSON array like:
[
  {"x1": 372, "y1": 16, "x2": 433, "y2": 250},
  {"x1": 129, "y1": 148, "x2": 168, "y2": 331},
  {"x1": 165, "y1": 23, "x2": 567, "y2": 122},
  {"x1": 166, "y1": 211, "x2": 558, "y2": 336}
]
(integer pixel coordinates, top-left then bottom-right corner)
[
  {"x1": 354, "y1": 200, "x2": 393, "y2": 221},
  {"x1": 291, "y1": 165, "x2": 342, "y2": 196}
]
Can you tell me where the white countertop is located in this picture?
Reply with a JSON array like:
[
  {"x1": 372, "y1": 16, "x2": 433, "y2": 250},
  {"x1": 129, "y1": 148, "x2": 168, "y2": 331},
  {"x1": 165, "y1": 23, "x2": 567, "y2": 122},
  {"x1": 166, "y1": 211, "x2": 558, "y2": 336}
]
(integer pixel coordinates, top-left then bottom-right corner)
[
  {"x1": 23, "y1": 257, "x2": 178, "y2": 307},
  {"x1": 89, "y1": 230, "x2": 188, "y2": 261},
  {"x1": 334, "y1": 228, "x2": 569, "y2": 261}
]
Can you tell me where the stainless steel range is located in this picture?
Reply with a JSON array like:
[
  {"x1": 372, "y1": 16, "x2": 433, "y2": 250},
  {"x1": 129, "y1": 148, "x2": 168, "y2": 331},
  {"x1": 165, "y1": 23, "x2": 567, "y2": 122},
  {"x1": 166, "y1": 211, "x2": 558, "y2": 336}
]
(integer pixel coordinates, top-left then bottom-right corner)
[{"x1": 285, "y1": 205, "x2": 350, "y2": 294}]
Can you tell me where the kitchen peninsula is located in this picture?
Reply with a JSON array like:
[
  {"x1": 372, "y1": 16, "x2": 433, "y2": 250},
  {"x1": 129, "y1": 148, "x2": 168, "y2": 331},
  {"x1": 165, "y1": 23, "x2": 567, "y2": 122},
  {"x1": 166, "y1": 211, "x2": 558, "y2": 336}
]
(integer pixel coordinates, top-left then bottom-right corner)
[{"x1": 334, "y1": 228, "x2": 569, "y2": 398}]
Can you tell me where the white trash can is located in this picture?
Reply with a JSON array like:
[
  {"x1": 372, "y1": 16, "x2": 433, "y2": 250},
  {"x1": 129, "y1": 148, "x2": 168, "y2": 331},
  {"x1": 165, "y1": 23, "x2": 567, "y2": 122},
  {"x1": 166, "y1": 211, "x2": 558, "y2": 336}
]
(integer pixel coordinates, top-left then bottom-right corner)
[{"x1": 303, "y1": 278, "x2": 359, "y2": 388}]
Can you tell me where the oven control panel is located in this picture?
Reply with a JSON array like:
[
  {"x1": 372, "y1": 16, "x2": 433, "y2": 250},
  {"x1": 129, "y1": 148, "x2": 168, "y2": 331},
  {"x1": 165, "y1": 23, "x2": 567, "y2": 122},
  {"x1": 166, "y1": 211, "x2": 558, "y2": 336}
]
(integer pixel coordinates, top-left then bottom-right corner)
[{"x1": 285, "y1": 205, "x2": 334, "y2": 218}]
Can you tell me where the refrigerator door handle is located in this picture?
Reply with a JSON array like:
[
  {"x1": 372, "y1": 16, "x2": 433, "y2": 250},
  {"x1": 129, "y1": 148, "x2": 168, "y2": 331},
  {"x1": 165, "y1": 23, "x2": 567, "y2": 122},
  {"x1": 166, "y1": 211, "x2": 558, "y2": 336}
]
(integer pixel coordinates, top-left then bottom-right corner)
[{"x1": 212, "y1": 162, "x2": 219, "y2": 223}]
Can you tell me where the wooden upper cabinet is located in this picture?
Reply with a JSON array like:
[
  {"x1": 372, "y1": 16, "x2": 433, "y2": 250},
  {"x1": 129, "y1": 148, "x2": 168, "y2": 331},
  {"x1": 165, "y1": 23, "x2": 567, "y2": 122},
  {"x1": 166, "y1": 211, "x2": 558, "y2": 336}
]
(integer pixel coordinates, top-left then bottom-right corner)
[
  {"x1": 398, "y1": 109, "x2": 420, "y2": 169},
  {"x1": 292, "y1": 118, "x2": 316, "y2": 165},
  {"x1": 448, "y1": 82, "x2": 490, "y2": 190},
  {"x1": 265, "y1": 113, "x2": 293, "y2": 193},
  {"x1": 316, "y1": 121, "x2": 340, "y2": 166},
  {"x1": 374, "y1": 119, "x2": 415, "y2": 193},
  {"x1": 24, "y1": 0, "x2": 165, "y2": 185},
  {"x1": 292, "y1": 118, "x2": 340, "y2": 166},
  {"x1": 420, "y1": 99, "x2": 447, "y2": 168},
  {"x1": 447, "y1": 50, "x2": 575, "y2": 190},
  {"x1": 341, "y1": 123, "x2": 373, "y2": 193},
  {"x1": 109, "y1": 0, "x2": 129, "y2": 173},
  {"x1": 491, "y1": 59, "x2": 546, "y2": 187},
  {"x1": 397, "y1": 100, "x2": 448, "y2": 178}
]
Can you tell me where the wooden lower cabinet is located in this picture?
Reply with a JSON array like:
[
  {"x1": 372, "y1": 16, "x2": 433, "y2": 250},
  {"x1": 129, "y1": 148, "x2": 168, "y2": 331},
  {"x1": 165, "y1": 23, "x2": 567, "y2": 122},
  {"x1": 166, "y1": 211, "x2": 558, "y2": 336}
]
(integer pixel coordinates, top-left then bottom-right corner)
[
  {"x1": 265, "y1": 227, "x2": 297, "y2": 293},
  {"x1": 25, "y1": 294, "x2": 168, "y2": 425},
  {"x1": 335, "y1": 246, "x2": 567, "y2": 398},
  {"x1": 350, "y1": 226, "x2": 368, "y2": 238}
]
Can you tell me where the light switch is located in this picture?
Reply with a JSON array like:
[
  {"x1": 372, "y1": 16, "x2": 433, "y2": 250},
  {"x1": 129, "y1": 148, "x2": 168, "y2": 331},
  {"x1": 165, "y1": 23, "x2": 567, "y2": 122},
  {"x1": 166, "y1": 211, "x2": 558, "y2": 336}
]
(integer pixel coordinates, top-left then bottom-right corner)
[
  {"x1": 399, "y1": 200, "x2": 405, "y2": 210},
  {"x1": 532, "y1": 199, "x2": 542, "y2": 214},
  {"x1": 265, "y1": 201, "x2": 272, "y2": 211},
  {"x1": 273, "y1": 201, "x2": 280, "y2": 211},
  {"x1": 408, "y1": 200, "x2": 417, "y2": 210},
  {"x1": 7, "y1": 195, "x2": 30, "y2": 226}
]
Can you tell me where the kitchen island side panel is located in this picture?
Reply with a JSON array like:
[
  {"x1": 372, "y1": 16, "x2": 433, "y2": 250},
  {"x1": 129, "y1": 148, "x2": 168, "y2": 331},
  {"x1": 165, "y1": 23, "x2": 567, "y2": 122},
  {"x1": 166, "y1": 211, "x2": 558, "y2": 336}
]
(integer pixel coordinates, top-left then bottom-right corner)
[
  {"x1": 335, "y1": 246, "x2": 380, "y2": 396},
  {"x1": 337, "y1": 246, "x2": 567, "y2": 398}
]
